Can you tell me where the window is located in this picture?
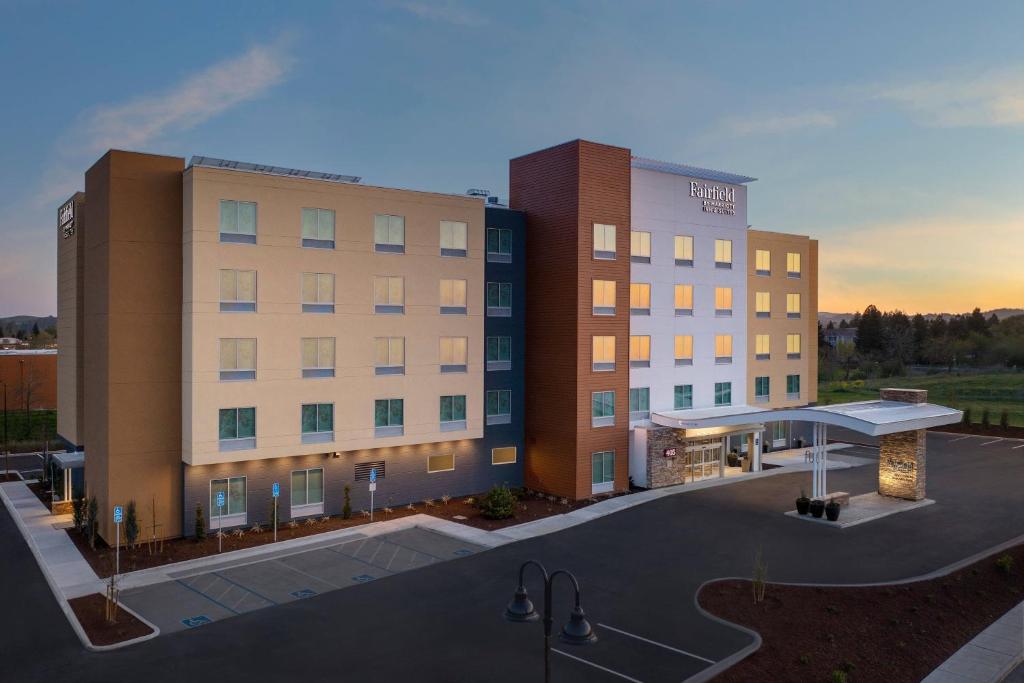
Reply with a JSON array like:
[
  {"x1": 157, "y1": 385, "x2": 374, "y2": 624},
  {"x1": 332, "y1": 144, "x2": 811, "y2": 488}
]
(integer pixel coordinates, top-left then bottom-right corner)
[
  {"x1": 629, "y1": 387, "x2": 650, "y2": 420},
  {"x1": 592, "y1": 280, "x2": 616, "y2": 315},
  {"x1": 715, "y1": 335, "x2": 733, "y2": 364},
  {"x1": 302, "y1": 273, "x2": 335, "y2": 313},
  {"x1": 486, "y1": 389, "x2": 511, "y2": 425},
  {"x1": 374, "y1": 399, "x2": 404, "y2": 437},
  {"x1": 491, "y1": 446, "x2": 517, "y2": 465},
  {"x1": 486, "y1": 282, "x2": 511, "y2": 317},
  {"x1": 787, "y1": 333, "x2": 802, "y2": 359},
  {"x1": 439, "y1": 336, "x2": 468, "y2": 373},
  {"x1": 787, "y1": 374, "x2": 801, "y2": 400},
  {"x1": 301, "y1": 208, "x2": 335, "y2": 249},
  {"x1": 755, "y1": 376, "x2": 770, "y2": 402},
  {"x1": 629, "y1": 335, "x2": 651, "y2": 368},
  {"x1": 428, "y1": 452, "x2": 455, "y2": 473},
  {"x1": 630, "y1": 231, "x2": 651, "y2": 263},
  {"x1": 755, "y1": 249, "x2": 771, "y2": 276},
  {"x1": 674, "y1": 335, "x2": 693, "y2": 366},
  {"x1": 787, "y1": 252, "x2": 802, "y2": 278},
  {"x1": 674, "y1": 384, "x2": 693, "y2": 410},
  {"x1": 218, "y1": 407, "x2": 255, "y2": 451},
  {"x1": 219, "y1": 338, "x2": 256, "y2": 381},
  {"x1": 439, "y1": 395, "x2": 467, "y2": 431},
  {"x1": 771, "y1": 421, "x2": 787, "y2": 445},
  {"x1": 674, "y1": 284, "x2": 694, "y2": 316},
  {"x1": 715, "y1": 287, "x2": 733, "y2": 316},
  {"x1": 487, "y1": 336, "x2": 512, "y2": 371},
  {"x1": 374, "y1": 214, "x2": 405, "y2": 253},
  {"x1": 591, "y1": 451, "x2": 614, "y2": 493},
  {"x1": 593, "y1": 223, "x2": 616, "y2": 259},
  {"x1": 219, "y1": 269, "x2": 256, "y2": 312},
  {"x1": 755, "y1": 334, "x2": 770, "y2": 361},
  {"x1": 591, "y1": 391, "x2": 615, "y2": 427},
  {"x1": 219, "y1": 200, "x2": 256, "y2": 244},
  {"x1": 486, "y1": 227, "x2": 512, "y2": 263},
  {"x1": 674, "y1": 235, "x2": 694, "y2": 266},
  {"x1": 630, "y1": 283, "x2": 651, "y2": 315},
  {"x1": 302, "y1": 337, "x2": 335, "y2": 378},
  {"x1": 440, "y1": 279, "x2": 467, "y2": 314},
  {"x1": 755, "y1": 291, "x2": 771, "y2": 318},
  {"x1": 714, "y1": 239, "x2": 732, "y2": 268},
  {"x1": 374, "y1": 337, "x2": 405, "y2": 375},
  {"x1": 373, "y1": 276, "x2": 405, "y2": 314},
  {"x1": 592, "y1": 335, "x2": 615, "y2": 372},
  {"x1": 291, "y1": 468, "x2": 324, "y2": 516},
  {"x1": 787, "y1": 293, "x2": 801, "y2": 318},
  {"x1": 210, "y1": 476, "x2": 246, "y2": 529},
  {"x1": 301, "y1": 403, "x2": 334, "y2": 444},
  {"x1": 714, "y1": 382, "x2": 732, "y2": 407},
  {"x1": 440, "y1": 220, "x2": 468, "y2": 257}
]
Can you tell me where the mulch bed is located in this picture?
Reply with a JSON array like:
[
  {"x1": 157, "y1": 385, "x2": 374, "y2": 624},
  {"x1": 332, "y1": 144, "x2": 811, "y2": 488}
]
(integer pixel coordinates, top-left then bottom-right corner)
[
  {"x1": 68, "y1": 593, "x2": 154, "y2": 646},
  {"x1": 699, "y1": 544, "x2": 1024, "y2": 682},
  {"x1": 422, "y1": 490, "x2": 632, "y2": 531},
  {"x1": 931, "y1": 423, "x2": 1024, "y2": 439},
  {"x1": 0, "y1": 472, "x2": 24, "y2": 482}
]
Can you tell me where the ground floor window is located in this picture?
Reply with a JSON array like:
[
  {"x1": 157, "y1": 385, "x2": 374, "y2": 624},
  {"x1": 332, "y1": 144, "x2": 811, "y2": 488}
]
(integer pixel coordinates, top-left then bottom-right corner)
[
  {"x1": 491, "y1": 446, "x2": 517, "y2": 465},
  {"x1": 210, "y1": 476, "x2": 246, "y2": 529},
  {"x1": 771, "y1": 421, "x2": 787, "y2": 446},
  {"x1": 428, "y1": 452, "x2": 455, "y2": 473},
  {"x1": 291, "y1": 468, "x2": 324, "y2": 517},
  {"x1": 714, "y1": 382, "x2": 732, "y2": 406},
  {"x1": 674, "y1": 384, "x2": 693, "y2": 410},
  {"x1": 592, "y1": 451, "x2": 615, "y2": 493}
]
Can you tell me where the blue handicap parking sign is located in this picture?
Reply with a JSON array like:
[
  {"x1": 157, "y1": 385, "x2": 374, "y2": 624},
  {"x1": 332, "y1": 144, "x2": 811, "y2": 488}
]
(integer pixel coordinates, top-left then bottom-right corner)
[
  {"x1": 272, "y1": 482, "x2": 280, "y2": 498},
  {"x1": 182, "y1": 615, "x2": 212, "y2": 628},
  {"x1": 216, "y1": 491, "x2": 225, "y2": 508},
  {"x1": 290, "y1": 588, "x2": 318, "y2": 599},
  {"x1": 113, "y1": 506, "x2": 123, "y2": 524},
  {"x1": 352, "y1": 574, "x2": 375, "y2": 583},
  {"x1": 369, "y1": 468, "x2": 377, "y2": 484}
]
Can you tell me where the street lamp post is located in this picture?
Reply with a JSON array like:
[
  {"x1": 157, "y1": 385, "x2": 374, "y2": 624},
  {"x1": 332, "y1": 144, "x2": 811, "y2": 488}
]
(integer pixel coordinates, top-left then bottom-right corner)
[
  {"x1": 504, "y1": 560, "x2": 597, "y2": 683},
  {"x1": 1, "y1": 380, "x2": 8, "y2": 479}
]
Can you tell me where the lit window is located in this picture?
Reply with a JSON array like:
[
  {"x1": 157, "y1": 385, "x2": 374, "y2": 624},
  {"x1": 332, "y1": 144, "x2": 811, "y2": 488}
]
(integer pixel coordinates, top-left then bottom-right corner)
[
  {"x1": 630, "y1": 231, "x2": 651, "y2": 263},
  {"x1": 591, "y1": 391, "x2": 615, "y2": 427},
  {"x1": 486, "y1": 282, "x2": 512, "y2": 316},
  {"x1": 428, "y1": 452, "x2": 455, "y2": 473},
  {"x1": 755, "y1": 249, "x2": 771, "y2": 275},
  {"x1": 714, "y1": 239, "x2": 732, "y2": 268},
  {"x1": 715, "y1": 287, "x2": 733, "y2": 316},
  {"x1": 439, "y1": 395, "x2": 467, "y2": 431},
  {"x1": 301, "y1": 208, "x2": 335, "y2": 249},
  {"x1": 374, "y1": 337, "x2": 405, "y2": 375},
  {"x1": 440, "y1": 220, "x2": 468, "y2": 257},
  {"x1": 755, "y1": 376, "x2": 770, "y2": 402},
  {"x1": 373, "y1": 276, "x2": 405, "y2": 314},
  {"x1": 218, "y1": 407, "x2": 255, "y2": 451},
  {"x1": 219, "y1": 338, "x2": 256, "y2": 381},
  {"x1": 374, "y1": 399, "x2": 404, "y2": 436},
  {"x1": 714, "y1": 382, "x2": 732, "y2": 406},
  {"x1": 302, "y1": 337, "x2": 335, "y2": 378},
  {"x1": 674, "y1": 284, "x2": 693, "y2": 316},
  {"x1": 491, "y1": 447, "x2": 517, "y2": 465},
  {"x1": 486, "y1": 390, "x2": 512, "y2": 425},
  {"x1": 674, "y1": 384, "x2": 693, "y2": 409},
  {"x1": 302, "y1": 273, "x2": 335, "y2": 313},
  {"x1": 674, "y1": 335, "x2": 693, "y2": 366},
  {"x1": 210, "y1": 476, "x2": 246, "y2": 528},
  {"x1": 787, "y1": 333, "x2": 802, "y2": 359},
  {"x1": 440, "y1": 279, "x2": 468, "y2": 314},
  {"x1": 674, "y1": 235, "x2": 694, "y2": 266},
  {"x1": 628, "y1": 388, "x2": 650, "y2": 420},
  {"x1": 787, "y1": 293, "x2": 801, "y2": 318},
  {"x1": 715, "y1": 335, "x2": 733, "y2": 364},
  {"x1": 291, "y1": 468, "x2": 323, "y2": 516},
  {"x1": 787, "y1": 252, "x2": 802, "y2": 278},
  {"x1": 219, "y1": 200, "x2": 256, "y2": 244},
  {"x1": 300, "y1": 404, "x2": 334, "y2": 444},
  {"x1": 630, "y1": 283, "x2": 651, "y2": 315},
  {"x1": 755, "y1": 291, "x2": 771, "y2": 318},
  {"x1": 486, "y1": 336, "x2": 511, "y2": 371},
  {"x1": 592, "y1": 280, "x2": 616, "y2": 315},
  {"x1": 593, "y1": 336, "x2": 615, "y2": 372},
  {"x1": 755, "y1": 334, "x2": 770, "y2": 360},
  {"x1": 374, "y1": 215, "x2": 405, "y2": 253},
  {"x1": 787, "y1": 374, "x2": 801, "y2": 399},
  {"x1": 629, "y1": 335, "x2": 650, "y2": 368},
  {"x1": 439, "y1": 336, "x2": 468, "y2": 373},
  {"x1": 219, "y1": 269, "x2": 256, "y2": 312},
  {"x1": 591, "y1": 451, "x2": 615, "y2": 492},
  {"x1": 486, "y1": 228, "x2": 511, "y2": 263},
  {"x1": 593, "y1": 223, "x2": 616, "y2": 259}
]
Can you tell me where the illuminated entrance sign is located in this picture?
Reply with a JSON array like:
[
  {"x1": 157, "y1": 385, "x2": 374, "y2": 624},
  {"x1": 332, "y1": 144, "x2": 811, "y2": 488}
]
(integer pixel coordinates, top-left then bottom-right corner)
[{"x1": 59, "y1": 199, "x2": 76, "y2": 239}]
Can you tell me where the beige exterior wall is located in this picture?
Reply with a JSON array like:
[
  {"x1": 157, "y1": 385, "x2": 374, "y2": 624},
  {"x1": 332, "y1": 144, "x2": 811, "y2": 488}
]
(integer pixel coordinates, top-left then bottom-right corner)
[
  {"x1": 57, "y1": 193, "x2": 85, "y2": 446},
  {"x1": 183, "y1": 167, "x2": 485, "y2": 466},
  {"x1": 746, "y1": 229, "x2": 819, "y2": 407}
]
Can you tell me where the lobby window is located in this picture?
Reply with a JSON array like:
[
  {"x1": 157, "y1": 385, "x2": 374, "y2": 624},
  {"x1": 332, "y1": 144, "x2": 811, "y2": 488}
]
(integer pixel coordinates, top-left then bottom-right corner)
[
  {"x1": 674, "y1": 284, "x2": 693, "y2": 316},
  {"x1": 591, "y1": 390, "x2": 615, "y2": 428},
  {"x1": 218, "y1": 407, "x2": 255, "y2": 451},
  {"x1": 772, "y1": 421, "x2": 787, "y2": 444},
  {"x1": 491, "y1": 446, "x2": 517, "y2": 465},
  {"x1": 440, "y1": 220, "x2": 468, "y2": 257},
  {"x1": 715, "y1": 335, "x2": 733, "y2": 364},
  {"x1": 374, "y1": 399, "x2": 404, "y2": 437},
  {"x1": 301, "y1": 208, "x2": 335, "y2": 249},
  {"x1": 787, "y1": 333, "x2": 802, "y2": 359},
  {"x1": 486, "y1": 227, "x2": 512, "y2": 263},
  {"x1": 592, "y1": 451, "x2": 615, "y2": 493},
  {"x1": 755, "y1": 376, "x2": 770, "y2": 403},
  {"x1": 219, "y1": 200, "x2": 256, "y2": 244},
  {"x1": 715, "y1": 287, "x2": 733, "y2": 317},
  {"x1": 302, "y1": 272, "x2": 335, "y2": 314},
  {"x1": 629, "y1": 335, "x2": 651, "y2": 368},
  {"x1": 219, "y1": 338, "x2": 256, "y2": 381},
  {"x1": 787, "y1": 252, "x2": 802, "y2": 278},
  {"x1": 593, "y1": 223, "x2": 616, "y2": 259},
  {"x1": 439, "y1": 395, "x2": 467, "y2": 431},
  {"x1": 428, "y1": 452, "x2": 455, "y2": 473},
  {"x1": 714, "y1": 382, "x2": 732, "y2": 407},
  {"x1": 787, "y1": 293, "x2": 801, "y2": 319},
  {"x1": 439, "y1": 336, "x2": 468, "y2": 373},
  {"x1": 210, "y1": 476, "x2": 246, "y2": 529},
  {"x1": 630, "y1": 283, "x2": 651, "y2": 315},
  {"x1": 374, "y1": 337, "x2": 405, "y2": 375},
  {"x1": 755, "y1": 334, "x2": 770, "y2": 361},
  {"x1": 674, "y1": 384, "x2": 693, "y2": 410},
  {"x1": 714, "y1": 239, "x2": 732, "y2": 269},
  {"x1": 486, "y1": 282, "x2": 511, "y2": 317},
  {"x1": 486, "y1": 336, "x2": 512, "y2": 371},
  {"x1": 787, "y1": 374, "x2": 801, "y2": 400},
  {"x1": 301, "y1": 403, "x2": 334, "y2": 444},
  {"x1": 630, "y1": 231, "x2": 651, "y2": 263},
  {"x1": 373, "y1": 276, "x2": 405, "y2": 314},
  {"x1": 674, "y1": 335, "x2": 693, "y2": 366},
  {"x1": 592, "y1": 280, "x2": 616, "y2": 316},
  {"x1": 486, "y1": 389, "x2": 512, "y2": 425},
  {"x1": 629, "y1": 387, "x2": 650, "y2": 421},
  {"x1": 755, "y1": 291, "x2": 771, "y2": 318},
  {"x1": 674, "y1": 235, "x2": 694, "y2": 267},
  {"x1": 291, "y1": 468, "x2": 324, "y2": 517},
  {"x1": 219, "y1": 269, "x2": 256, "y2": 312},
  {"x1": 302, "y1": 337, "x2": 335, "y2": 378},
  {"x1": 374, "y1": 214, "x2": 405, "y2": 253},
  {"x1": 440, "y1": 278, "x2": 467, "y2": 314},
  {"x1": 755, "y1": 249, "x2": 771, "y2": 276},
  {"x1": 592, "y1": 335, "x2": 615, "y2": 372}
]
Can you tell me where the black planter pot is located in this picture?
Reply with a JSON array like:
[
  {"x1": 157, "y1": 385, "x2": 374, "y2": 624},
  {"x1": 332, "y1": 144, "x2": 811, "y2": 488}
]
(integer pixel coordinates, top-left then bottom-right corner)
[
  {"x1": 809, "y1": 499, "x2": 825, "y2": 518},
  {"x1": 825, "y1": 503, "x2": 841, "y2": 522},
  {"x1": 796, "y1": 497, "x2": 810, "y2": 515}
]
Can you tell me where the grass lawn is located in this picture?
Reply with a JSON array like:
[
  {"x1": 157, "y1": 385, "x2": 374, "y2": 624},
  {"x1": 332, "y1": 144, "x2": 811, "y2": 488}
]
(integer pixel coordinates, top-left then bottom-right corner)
[
  {"x1": 818, "y1": 372, "x2": 1024, "y2": 427},
  {"x1": 0, "y1": 409, "x2": 57, "y2": 452}
]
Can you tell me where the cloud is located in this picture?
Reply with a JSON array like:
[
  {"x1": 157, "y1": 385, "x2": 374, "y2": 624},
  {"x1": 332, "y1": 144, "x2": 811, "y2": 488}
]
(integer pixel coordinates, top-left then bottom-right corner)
[
  {"x1": 724, "y1": 111, "x2": 837, "y2": 136},
  {"x1": 397, "y1": 1, "x2": 486, "y2": 26},
  {"x1": 868, "y1": 68, "x2": 1024, "y2": 127}
]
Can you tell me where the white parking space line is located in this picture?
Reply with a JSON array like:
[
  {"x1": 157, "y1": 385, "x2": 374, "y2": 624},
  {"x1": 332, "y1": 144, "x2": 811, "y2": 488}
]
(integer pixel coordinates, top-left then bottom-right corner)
[
  {"x1": 979, "y1": 439, "x2": 1003, "y2": 447},
  {"x1": 1012, "y1": 444, "x2": 1024, "y2": 450},
  {"x1": 947, "y1": 435, "x2": 974, "y2": 443},
  {"x1": 597, "y1": 623, "x2": 716, "y2": 664},
  {"x1": 552, "y1": 649, "x2": 644, "y2": 682}
]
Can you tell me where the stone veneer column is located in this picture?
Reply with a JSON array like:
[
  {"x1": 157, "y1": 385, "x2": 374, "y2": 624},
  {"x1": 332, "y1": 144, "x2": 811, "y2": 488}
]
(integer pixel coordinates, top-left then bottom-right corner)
[{"x1": 877, "y1": 388, "x2": 928, "y2": 500}]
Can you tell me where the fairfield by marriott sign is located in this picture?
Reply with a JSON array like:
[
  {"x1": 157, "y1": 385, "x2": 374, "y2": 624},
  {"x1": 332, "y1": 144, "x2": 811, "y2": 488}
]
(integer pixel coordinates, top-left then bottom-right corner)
[{"x1": 690, "y1": 181, "x2": 737, "y2": 216}]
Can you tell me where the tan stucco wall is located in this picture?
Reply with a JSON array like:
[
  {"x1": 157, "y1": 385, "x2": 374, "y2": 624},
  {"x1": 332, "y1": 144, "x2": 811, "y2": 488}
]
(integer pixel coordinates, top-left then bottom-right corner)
[
  {"x1": 183, "y1": 167, "x2": 485, "y2": 466},
  {"x1": 57, "y1": 193, "x2": 85, "y2": 445}
]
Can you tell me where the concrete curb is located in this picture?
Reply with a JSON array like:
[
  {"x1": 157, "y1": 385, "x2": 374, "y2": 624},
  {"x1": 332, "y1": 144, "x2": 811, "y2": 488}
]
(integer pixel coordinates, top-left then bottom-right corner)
[{"x1": 687, "y1": 578, "x2": 762, "y2": 683}]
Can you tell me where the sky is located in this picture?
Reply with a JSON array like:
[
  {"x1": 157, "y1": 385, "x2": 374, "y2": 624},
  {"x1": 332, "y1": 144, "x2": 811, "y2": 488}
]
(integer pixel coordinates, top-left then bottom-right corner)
[{"x1": 1, "y1": 0, "x2": 1022, "y2": 317}]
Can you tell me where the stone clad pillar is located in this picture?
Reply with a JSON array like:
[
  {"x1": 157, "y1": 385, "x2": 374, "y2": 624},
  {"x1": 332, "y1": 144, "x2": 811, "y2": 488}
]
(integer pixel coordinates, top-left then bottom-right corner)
[{"x1": 878, "y1": 388, "x2": 928, "y2": 500}]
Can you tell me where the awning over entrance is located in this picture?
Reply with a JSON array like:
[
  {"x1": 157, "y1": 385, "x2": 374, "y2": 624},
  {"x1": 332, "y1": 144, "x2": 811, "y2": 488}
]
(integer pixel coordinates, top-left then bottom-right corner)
[{"x1": 52, "y1": 451, "x2": 84, "y2": 470}]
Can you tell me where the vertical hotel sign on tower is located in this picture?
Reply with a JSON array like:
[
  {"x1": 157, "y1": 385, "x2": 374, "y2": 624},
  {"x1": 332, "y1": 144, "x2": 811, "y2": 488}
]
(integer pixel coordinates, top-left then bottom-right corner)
[{"x1": 59, "y1": 198, "x2": 76, "y2": 238}]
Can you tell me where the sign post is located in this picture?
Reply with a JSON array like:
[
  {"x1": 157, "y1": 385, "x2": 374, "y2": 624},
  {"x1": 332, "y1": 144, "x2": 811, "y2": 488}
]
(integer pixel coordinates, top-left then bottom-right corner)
[
  {"x1": 216, "y1": 490, "x2": 225, "y2": 553},
  {"x1": 369, "y1": 468, "x2": 377, "y2": 522},
  {"x1": 272, "y1": 482, "x2": 280, "y2": 543},
  {"x1": 113, "y1": 505, "x2": 123, "y2": 578}
]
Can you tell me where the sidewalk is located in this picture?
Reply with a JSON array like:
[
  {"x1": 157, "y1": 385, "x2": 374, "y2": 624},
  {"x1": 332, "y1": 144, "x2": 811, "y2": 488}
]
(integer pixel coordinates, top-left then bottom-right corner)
[{"x1": 922, "y1": 601, "x2": 1023, "y2": 683}]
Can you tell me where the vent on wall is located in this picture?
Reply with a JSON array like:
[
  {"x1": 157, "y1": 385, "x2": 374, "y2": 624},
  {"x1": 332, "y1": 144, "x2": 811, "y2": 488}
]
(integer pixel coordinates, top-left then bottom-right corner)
[{"x1": 354, "y1": 461, "x2": 386, "y2": 481}]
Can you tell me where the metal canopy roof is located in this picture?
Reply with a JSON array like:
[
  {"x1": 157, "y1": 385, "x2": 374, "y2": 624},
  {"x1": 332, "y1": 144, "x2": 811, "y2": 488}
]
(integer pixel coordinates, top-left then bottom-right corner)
[
  {"x1": 189, "y1": 156, "x2": 361, "y2": 184},
  {"x1": 631, "y1": 156, "x2": 757, "y2": 185},
  {"x1": 652, "y1": 400, "x2": 963, "y2": 437},
  {"x1": 53, "y1": 451, "x2": 84, "y2": 469}
]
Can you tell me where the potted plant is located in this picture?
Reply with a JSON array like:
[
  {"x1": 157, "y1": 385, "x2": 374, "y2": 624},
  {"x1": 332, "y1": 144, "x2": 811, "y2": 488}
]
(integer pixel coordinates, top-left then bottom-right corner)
[
  {"x1": 825, "y1": 498, "x2": 841, "y2": 522},
  {"x1": 809, "y1": 498, "x2": 825, "y2": 518},
  {"x1": 796, "y1": 489, "x2": 810, "y2": 515}
]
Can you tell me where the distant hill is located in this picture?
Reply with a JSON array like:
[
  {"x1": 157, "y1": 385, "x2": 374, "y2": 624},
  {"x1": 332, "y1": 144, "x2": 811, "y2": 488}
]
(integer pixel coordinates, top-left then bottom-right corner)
[
  {"x1": 0, "y1": 315, "x2": 57, "y2": 338},
  {"x1": 819, "y1": 309, "x2": 1024, "y2": 326}
]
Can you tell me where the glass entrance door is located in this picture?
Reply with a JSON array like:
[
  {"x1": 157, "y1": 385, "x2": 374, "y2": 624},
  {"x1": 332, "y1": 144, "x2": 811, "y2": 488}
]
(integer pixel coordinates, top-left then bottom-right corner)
[{"x1": 687, "y1": 439, "x2": 722, "y2": 482}]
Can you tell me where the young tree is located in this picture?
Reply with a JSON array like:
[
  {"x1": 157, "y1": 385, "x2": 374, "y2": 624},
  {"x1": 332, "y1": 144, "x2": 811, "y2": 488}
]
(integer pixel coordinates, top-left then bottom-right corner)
[
  {"x1": 194, "y1": 502, "x2": 206, "y2": 540},
  {"x1": 124, "y1": 500, "x2": 139, "y2": 549}
]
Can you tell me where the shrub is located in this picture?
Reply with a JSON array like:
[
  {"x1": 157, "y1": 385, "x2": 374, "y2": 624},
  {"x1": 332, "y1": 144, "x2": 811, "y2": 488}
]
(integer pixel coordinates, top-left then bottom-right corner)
[
  {"x1": 752, "y1": 547, "x2": 767, "y2": 604},
  {"x1": 962, "y1": 408, "x2": 972, "y2": 425},
  {"x1": 996, "y1": 554, "x2": 1013, "y2": 575},
  {"x1": 981, "y1": 408, "x2": 991, "y2": 427},
  {"x1": 72, "y1": 497, "x2": 85, "y2": 532},
  {"x1": 342, "y1": 484, "x2": 352, "y2": 519},
  {"x1": 999, "y1": 410, "x2": 1010, "y2": 429},
  {"x1": 478, "y1": 485, "x2": 517, "y2": 519},
  {"x1": 86, "y1": 496, "x2": 98, "y2": 549},
  {"x1": 124, "y1": 499, "x2": 139, "y2": 549},
  {"x1": 831, "y1": 670, "x2": 848, "y2": 683},
  {"x1": 194, "y1": 502, "x2": 206, "y2": 540}
]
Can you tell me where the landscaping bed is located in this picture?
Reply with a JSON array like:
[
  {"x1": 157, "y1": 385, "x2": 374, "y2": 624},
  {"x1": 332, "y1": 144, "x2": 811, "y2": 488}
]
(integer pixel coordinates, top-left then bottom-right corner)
[
  {"x1": 699, "y1": 544, "x2": 1024, "y2": 682},
  {"x1": 0, "y1": 472, "x2": 24, "y2": 482},
  {"x1": 68, "y1": 593, "x2": 154, "y2": 646},
  {"x1": 422, "y1": 489, "x2": 631, "y2": 531}
]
